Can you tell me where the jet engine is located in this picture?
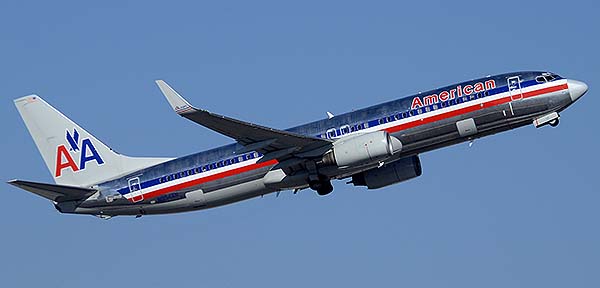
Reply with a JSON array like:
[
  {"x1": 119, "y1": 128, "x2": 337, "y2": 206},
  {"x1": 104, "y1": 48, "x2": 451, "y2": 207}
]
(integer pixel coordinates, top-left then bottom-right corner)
[
  {"x1": 322, "y1": 131, "x2": 402, "y2": 167},
  {"x1": 350, "y1": 155, "x2": 422, "y2": 189}
]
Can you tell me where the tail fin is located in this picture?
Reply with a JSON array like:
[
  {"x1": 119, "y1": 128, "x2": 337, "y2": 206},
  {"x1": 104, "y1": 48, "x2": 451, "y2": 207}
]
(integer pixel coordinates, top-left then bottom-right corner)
[{"x1": 13, "y1": 95, "x2": 172, "y2": 187}]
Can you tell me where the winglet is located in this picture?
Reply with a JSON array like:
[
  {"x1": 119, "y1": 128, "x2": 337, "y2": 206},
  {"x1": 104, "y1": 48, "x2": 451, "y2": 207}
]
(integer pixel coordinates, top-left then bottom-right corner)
[{"x1": 155, "y1": 80, "x2": 196, "y2": 114}]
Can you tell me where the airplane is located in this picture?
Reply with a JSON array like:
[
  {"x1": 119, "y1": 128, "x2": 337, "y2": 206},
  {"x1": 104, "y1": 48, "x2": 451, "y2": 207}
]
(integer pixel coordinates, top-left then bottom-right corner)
[{"x1": 8, "y1": 71, "x2": 588, "y2": 218}]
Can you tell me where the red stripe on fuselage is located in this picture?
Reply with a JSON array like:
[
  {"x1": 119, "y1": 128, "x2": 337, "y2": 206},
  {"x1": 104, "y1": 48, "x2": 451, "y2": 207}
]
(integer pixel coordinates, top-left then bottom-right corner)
[
  {"x1": 385, "y1": 83, "x2": 568, "y2": 134},
  {"x1": 134, "y1": 159, "x2": 279, "y2": 201},
  {"x1": 133, "y1": 83, "x2": 567, "y2": 202}
]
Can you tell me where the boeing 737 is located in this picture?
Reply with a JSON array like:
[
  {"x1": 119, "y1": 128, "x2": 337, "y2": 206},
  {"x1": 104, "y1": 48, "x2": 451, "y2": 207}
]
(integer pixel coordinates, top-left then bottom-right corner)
[{"x1": 9, "y1": 71, "x2": 588, "y2": 218}]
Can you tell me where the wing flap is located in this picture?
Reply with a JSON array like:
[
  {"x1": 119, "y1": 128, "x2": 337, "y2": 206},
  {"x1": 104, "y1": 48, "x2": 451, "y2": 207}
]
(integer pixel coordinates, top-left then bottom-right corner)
[{"x1": 8, "y1": 179, "x2": 97, "y2": 202}]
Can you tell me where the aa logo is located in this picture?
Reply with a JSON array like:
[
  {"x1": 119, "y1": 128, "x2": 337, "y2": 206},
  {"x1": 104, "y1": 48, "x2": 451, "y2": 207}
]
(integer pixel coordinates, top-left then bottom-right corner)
[{"x1": 55, "y1": 128, "x2": 104, "y2": 177}]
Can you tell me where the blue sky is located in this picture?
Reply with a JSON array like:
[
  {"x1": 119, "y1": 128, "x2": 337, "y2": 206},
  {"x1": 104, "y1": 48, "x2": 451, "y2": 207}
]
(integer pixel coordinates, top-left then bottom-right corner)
[{"x1": 1, "y1": 1, "x2": 599, "y2": 287}]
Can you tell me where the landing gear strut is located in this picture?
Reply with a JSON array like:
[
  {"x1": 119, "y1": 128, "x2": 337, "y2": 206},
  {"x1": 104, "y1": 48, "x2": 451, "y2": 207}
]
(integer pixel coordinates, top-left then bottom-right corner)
[{"x1": 549, "y1": 118, "x2": 559, "y2": 127}]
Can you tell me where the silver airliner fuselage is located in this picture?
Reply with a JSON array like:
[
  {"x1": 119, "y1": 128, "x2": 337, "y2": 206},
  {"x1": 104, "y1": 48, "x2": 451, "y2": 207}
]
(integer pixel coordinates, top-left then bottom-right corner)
[{"x1": 10, "y1": 71, "x2": 588, "y2": 218}]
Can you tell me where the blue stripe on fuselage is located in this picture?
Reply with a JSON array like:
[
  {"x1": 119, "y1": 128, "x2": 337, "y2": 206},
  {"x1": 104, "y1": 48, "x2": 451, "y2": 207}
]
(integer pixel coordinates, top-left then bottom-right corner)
[{"x1": 112, "y1": 72, "x2": 561, "y2": 198}]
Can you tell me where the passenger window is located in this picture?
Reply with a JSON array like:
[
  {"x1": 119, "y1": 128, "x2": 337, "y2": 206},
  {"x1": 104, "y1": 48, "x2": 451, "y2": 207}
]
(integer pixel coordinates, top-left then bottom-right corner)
[
  {"x1": 363, "y1": 122, "x2": 369, "y2": 129},
  {"x1": 402, "y1": 112, "x2": 408, "y2": 118},
  {"x1": 327, "y1": 128, "x2": 337, "y2": 139},
  {"x1": 202, "y1": 165, "x2": 208, "y2": 172},
  {"x1": 180, "y1": 171, "x2": 186, "y2": 177},
  {"x1": 174, "y1": 174, "x2": 179, "y2": 179},
  {"x1": 195, "y1": 167, "x2": 201, "y2": 173},
  {"x1": 189, "y1": 169, "x2": 195, "y2": 175},
  {"x1": 484, "y1": 91, "x2": 490, "y2": 97},
  {"x1": 340, "y1": 125, "x2": 350, "y2": 135}
]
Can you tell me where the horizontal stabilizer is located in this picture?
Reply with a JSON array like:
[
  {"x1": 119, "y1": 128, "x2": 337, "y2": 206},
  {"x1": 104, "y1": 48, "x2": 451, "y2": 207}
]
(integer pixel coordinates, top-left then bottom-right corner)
[{"x1": 8, "y1": 179, "x2": 97, "y2": 202}]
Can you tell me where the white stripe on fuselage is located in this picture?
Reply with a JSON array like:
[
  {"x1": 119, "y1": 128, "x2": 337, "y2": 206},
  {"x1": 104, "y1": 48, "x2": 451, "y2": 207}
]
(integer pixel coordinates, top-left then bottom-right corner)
[
  {"x1": 123, "y1": 157, "x2": 263, "y2": 200},
  {"x1": 330, "y1": 79, "x2": 566, "y2": 138},
  {"x1": 124, "y1": 79, "x2": 566, "y2": 200}
]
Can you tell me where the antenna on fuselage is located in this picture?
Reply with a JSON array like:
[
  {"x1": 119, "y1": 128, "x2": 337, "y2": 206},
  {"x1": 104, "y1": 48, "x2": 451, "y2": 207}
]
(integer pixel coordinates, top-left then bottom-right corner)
[{"x1": 326, "y1": 112, "x2": 334, "y2": 119}]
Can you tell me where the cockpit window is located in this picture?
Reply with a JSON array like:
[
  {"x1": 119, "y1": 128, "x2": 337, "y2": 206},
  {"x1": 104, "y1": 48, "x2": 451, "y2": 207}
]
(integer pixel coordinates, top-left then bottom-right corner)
[
  {"x1": 540, "y1": 72, "x2": 558, "y2": 82},
  {"x1": 536, "y1": 76, "x2": 547, "y2": 83}
]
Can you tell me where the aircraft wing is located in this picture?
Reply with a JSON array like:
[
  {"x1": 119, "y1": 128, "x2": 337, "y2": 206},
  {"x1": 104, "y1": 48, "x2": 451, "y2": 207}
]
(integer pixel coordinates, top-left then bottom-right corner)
[
  {"x1": 156, "y1": 80, "x2": 332, "y2": 156},
  {"x1": 8, "y1": 179, "x2": 97, "y2": 202}
]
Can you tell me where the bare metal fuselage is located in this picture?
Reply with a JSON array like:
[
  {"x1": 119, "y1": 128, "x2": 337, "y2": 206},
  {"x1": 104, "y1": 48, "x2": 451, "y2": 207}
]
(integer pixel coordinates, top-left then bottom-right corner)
[{"x1": 51, "y1": 71, "x2": 586, "y2": 217}]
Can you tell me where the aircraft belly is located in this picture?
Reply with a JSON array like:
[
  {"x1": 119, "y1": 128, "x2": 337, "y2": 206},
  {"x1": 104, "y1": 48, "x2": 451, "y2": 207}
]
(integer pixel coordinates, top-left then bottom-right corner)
[
  {"x1": 143, "y1": 166, "x2": 275, "y2": 212},
  {"x1": 202, "y1": 179, "x2": 275, "y2": 208}
]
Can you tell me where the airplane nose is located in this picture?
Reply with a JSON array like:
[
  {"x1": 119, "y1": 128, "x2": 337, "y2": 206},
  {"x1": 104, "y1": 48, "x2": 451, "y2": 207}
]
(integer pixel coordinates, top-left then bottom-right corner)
[{"x1": 568, "y1": 79, "x2": 588, "y2": 102}]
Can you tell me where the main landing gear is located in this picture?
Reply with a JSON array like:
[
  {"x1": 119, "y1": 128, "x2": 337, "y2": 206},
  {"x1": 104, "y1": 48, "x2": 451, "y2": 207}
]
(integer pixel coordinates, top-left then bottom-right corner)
[
  {"x1": 310, "y1": 179, "x2": 334, "y2": 196},
  {"x1": 305, "y1": 161, "x2": 333, "y2": 196}
]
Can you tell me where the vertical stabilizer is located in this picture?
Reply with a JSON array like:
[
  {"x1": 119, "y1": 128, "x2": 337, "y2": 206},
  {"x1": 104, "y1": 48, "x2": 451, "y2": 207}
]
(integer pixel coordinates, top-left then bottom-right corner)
[{"x1": 14, "y1": 95, "x2": 172, "y2": 187}]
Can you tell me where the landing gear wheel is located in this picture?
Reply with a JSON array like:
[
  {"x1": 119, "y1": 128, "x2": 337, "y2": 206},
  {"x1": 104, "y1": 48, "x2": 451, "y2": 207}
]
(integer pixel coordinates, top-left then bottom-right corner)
[
  {"x1": 549, "y1": 119, "x2": 559, "y2": 127},
  {"x1": 316, "y1": 181, "x2": 333, "y2": 196},
  {"x1": 310, "y1": 180, "x2": 334, "y2": 196}
]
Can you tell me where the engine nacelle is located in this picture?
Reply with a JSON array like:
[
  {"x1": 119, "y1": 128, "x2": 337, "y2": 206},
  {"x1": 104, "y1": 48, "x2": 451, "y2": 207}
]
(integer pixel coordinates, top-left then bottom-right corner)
[
  {"x1": 351, "y1": 155, "x2": 422, "y2": 189},
  {"x1": 322, "y1": 131, "x2": 402, "y2": 167}
]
